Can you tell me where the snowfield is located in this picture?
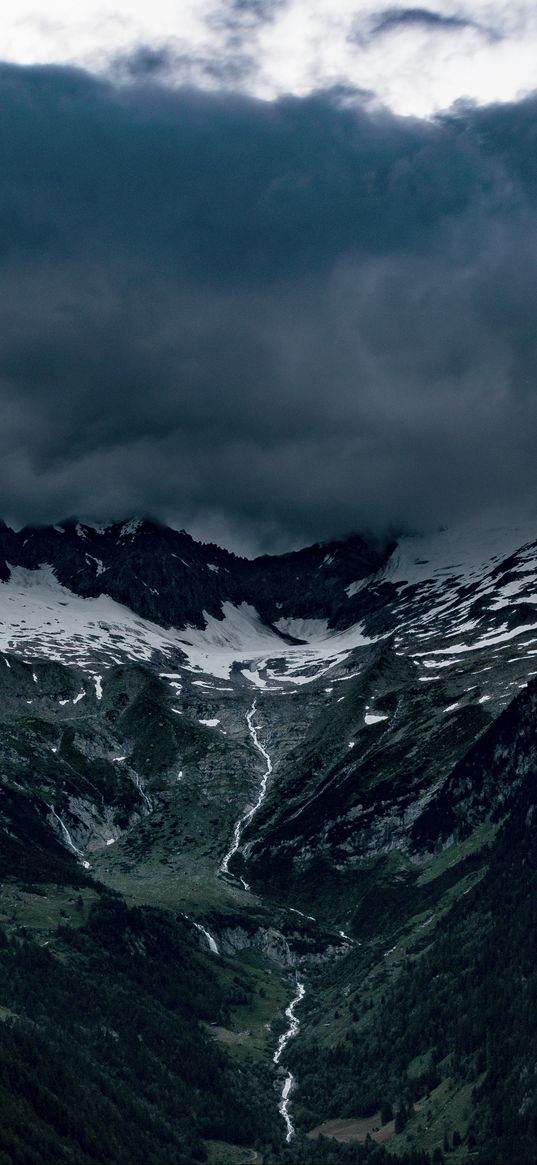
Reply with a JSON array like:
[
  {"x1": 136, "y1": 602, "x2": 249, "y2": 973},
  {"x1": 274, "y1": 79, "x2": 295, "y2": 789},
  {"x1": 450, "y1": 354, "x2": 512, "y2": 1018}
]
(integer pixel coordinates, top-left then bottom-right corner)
[
  {"x1": 1, "y1": 521, "x2": 537, "y2": 698},
  {"x1": 0, "y1": 567, "x2": 377, "y2": 687}
]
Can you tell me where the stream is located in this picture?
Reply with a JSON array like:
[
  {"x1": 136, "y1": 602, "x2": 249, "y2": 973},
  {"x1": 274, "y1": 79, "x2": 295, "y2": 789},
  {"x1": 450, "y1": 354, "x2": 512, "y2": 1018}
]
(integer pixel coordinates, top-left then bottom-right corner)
[
  {"x1": 220, "y1": 699, "x2": 272, "y2": 883},
  {"x1": 48, "y1": 804, "x2": 91, "y2": 869},
  {"x1": 133, "y1": 771, "x2": 152, "y2": 811},
  {"x1": 219, "y1": 698, "x2": 306, "y2": 1140},
  {"x1": 192, "y1": 920, "x2": 219, "y2": 954},
  {"x1": 273, "y1": 977, "x2": 306, "y2": 1141}
]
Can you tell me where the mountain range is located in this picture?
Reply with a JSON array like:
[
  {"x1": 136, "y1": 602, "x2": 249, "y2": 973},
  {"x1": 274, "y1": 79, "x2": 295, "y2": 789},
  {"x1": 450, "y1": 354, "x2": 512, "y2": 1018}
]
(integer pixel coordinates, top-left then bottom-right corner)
[{"x1": 2, "y1": 516, "x2": 537, "y2": 1163}]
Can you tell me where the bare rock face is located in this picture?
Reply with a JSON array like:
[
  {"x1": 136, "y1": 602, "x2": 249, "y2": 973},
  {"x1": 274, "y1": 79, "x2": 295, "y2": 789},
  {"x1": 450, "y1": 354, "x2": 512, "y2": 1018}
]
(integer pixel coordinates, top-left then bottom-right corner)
[
  {"x1": 219, "y1": 925, "x2": 294, "y2": 966},
  {"x1": 0, "y1": 518, "x2": 392, "y2": 633}
]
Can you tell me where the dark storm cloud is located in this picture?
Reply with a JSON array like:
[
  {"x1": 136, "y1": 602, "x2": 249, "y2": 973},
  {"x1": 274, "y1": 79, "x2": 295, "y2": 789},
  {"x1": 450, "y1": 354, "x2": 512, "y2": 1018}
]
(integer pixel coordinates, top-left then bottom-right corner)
[
  {"x1": 114, "y1": 0, "x2": 288, "y2": 91},
  {"x1": 115, "y1": 0, "x2": 286, "y2": 92},
  {"x1": 211, "y1": 0, "x2": 285, "y2": 33},
  {"x1": 1, "y1": 62, "x2": 537, "y2": 549},
  {"x1": 366, "y1": 7, "x2": 495, "y2": 39},
  {"x1": 206, "y1": 0, "x2": 286, "y2": 65},
  {"x1": 112, "y1": 42, "x2": 254, "y2": 89}
]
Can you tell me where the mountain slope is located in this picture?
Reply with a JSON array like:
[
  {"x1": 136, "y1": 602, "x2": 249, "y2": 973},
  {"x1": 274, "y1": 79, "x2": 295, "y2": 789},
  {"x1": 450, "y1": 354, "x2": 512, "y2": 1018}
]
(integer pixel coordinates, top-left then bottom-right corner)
[
  {"x1": 3, "y1": 516, "x2": 537, "y2": 1161},
  {"x1": 284, "y1": 678, "x2": 537, "y2": 1163}
]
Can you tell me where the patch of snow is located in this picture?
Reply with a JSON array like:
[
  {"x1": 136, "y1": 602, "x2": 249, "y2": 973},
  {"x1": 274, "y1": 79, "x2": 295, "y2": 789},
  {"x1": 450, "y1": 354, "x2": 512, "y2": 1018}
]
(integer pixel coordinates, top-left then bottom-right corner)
[
  {"x1": 94, "y1": 676, "x2": 103, "y2": 700},
  {"x1": 384, "y1": 522, "x2": 537, "y2": 586},
  {"x1": 120, "y1": 518, "x2": 143, "y2": 539},
  {"x1": 0, "y1": 566, "x2": 379, "y2": 692},
  {"x1": 199, "y1": 718, "x2": 220, "y2": 728},
  {"x1": 417, "y1": 624, "x2": 537, "y2": 658},
  {"x1": 345, "y1": 578, "x2": 368, "y2": 598},
  {"x1": 274, "y1": 616, "x2": 329, "y2": 641},
  {"x1": 445, "y1": 619, "x2": 479, "y2": 636},
  {"x1": 72, "y1": 691, "x2": 85, "y2": 704},
  {"x1": 86, "y1": 554, "x2": 106, "y2": 575},
  {"x1": 83, "y1": 521, "x2": 110, "y2": 535},
  {"x1": 207, "y1": 564, "x2": 219, "y2": 573},
  {"x1": 364, "y1": 710, "x2": 389, "y2": 724},
  {"x1": 420, "y1": 658, "x2": 460, "y2": 669},
  {"x1": 4, "y1": 521, "x2": 537, "y2": 704},
  {"x1": 175, "y1": 605, "x2": 377, "y2": 688},
  {"x1": 0, "y1": 566, "x2": 197, "y2": 676}
]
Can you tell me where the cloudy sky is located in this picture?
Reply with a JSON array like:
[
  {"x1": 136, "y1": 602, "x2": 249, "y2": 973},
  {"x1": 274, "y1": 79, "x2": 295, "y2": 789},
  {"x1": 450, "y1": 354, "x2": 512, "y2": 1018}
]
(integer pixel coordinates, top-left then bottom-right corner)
[{"x1": 1, "y1": 3, "x2": 537, "y2": 551}]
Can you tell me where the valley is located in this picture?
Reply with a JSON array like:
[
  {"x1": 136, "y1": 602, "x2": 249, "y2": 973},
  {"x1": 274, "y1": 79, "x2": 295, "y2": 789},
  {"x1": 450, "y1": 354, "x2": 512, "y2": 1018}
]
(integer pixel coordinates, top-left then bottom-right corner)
[{"x1": 2, "y1": 516, "x2": 537, "y2": 1161}]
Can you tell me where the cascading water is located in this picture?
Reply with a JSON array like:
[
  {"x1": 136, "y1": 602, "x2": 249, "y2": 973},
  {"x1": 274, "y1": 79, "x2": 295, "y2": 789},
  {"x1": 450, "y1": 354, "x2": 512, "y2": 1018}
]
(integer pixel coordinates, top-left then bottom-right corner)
[
  {"x1": 220, "y1": 698, "x2": 272, "y2": 880},
  {"x1": 273, "y1": 978, "x2": 306, "y2": 1141},
  {"x1": 218, "y1": 699, "x2": 306, "y2": 1141},
  {"x1": 192, "y1": 921, "x2": 219, "y2": 954},
  {"x1": 48, "y1": 804, "x2": 91, "y2": 869}
]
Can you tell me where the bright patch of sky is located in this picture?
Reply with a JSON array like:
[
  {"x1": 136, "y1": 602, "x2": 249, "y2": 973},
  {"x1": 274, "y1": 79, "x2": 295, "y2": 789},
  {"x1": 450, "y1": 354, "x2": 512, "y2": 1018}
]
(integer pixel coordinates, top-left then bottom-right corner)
[{"x1": 2, "y1": 1, "x2": 537, "y2": 117}]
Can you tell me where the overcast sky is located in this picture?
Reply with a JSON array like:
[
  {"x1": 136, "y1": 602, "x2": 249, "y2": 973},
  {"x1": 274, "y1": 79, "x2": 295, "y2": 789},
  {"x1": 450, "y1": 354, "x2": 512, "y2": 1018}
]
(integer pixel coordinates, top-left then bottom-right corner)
[
  {"x1": 4, "y1": 1, "x2": 537, "y2": 116},
  {"x1": 1, "y1": 4, "x2": 537, "y2": 551}
]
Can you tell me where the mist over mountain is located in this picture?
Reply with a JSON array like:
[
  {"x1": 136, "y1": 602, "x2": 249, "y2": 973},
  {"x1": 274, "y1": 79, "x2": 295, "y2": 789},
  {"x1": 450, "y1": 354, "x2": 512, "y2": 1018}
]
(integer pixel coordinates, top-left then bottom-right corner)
[{"x1": 2, "y1": 63, "x2": 537, "y2": 549}]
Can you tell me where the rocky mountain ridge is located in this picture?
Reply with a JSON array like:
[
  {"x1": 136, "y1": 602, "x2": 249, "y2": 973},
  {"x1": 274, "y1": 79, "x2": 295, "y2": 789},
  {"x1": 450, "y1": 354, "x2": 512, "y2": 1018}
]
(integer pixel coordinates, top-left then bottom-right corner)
[
  {"x1": 1, "y1": 515, "x2": 537, "y2": 886},
  {"x1": 0, "y1": 517, "x2": 390, "y2": 631}
]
